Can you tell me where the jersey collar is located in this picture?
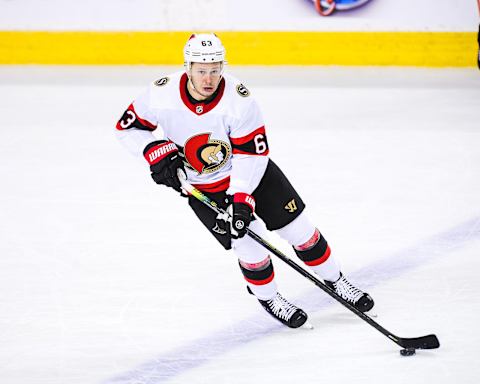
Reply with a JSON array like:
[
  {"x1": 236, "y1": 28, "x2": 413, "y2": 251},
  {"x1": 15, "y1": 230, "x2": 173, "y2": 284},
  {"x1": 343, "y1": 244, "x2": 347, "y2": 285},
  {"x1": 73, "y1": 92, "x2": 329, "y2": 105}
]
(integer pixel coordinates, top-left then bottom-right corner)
[{"x1": 180, "y1": 73, "x2": 225, "y2": 115}]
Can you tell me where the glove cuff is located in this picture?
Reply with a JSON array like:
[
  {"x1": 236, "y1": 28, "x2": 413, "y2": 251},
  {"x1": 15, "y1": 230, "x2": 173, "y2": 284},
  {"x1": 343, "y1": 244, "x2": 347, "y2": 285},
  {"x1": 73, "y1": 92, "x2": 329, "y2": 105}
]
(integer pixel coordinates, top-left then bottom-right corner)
[
  {"x1": 143, "y1": 140, "x2": 178, "y2": 165},
  {"x1": 234, "y1": 193, "x2": 255, "y2": 212}
]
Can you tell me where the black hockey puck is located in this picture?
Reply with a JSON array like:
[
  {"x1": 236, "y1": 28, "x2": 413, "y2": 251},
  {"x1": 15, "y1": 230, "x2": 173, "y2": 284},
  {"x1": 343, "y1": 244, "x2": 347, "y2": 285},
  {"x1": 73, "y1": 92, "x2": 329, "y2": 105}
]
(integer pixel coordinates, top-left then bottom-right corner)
[{"x1": 400, "y1": 348, "x2": 416, "y2": 356}]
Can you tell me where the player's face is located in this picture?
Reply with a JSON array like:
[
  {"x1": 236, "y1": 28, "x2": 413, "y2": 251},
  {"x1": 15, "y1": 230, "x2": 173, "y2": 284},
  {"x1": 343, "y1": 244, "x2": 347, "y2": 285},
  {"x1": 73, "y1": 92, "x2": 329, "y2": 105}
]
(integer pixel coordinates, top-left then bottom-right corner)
[{"x1": 188, "y1": 62, "x2": 223, "y2": 100}]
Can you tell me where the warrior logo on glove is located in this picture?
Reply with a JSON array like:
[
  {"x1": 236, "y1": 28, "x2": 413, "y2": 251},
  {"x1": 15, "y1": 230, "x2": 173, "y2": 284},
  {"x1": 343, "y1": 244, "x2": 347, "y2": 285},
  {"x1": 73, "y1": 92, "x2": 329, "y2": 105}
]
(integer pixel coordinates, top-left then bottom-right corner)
[{"x1": 184, "y1": 133, "x2": 231, "y2": 174}]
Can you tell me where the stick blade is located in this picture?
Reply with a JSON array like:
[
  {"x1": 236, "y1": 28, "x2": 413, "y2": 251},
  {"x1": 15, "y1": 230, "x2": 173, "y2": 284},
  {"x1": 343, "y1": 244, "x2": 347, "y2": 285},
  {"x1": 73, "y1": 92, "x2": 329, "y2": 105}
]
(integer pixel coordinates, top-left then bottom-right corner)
[{"x1": 398, "y1": 334, "x2": 440, "y2": 350}]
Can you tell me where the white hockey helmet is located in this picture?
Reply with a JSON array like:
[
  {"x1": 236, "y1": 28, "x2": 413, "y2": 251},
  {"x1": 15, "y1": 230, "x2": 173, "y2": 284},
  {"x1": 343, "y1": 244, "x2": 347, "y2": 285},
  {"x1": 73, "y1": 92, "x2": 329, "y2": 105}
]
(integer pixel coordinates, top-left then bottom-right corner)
[{"x1": 183, "y1": 33, "x2": 226, "y2": 67}]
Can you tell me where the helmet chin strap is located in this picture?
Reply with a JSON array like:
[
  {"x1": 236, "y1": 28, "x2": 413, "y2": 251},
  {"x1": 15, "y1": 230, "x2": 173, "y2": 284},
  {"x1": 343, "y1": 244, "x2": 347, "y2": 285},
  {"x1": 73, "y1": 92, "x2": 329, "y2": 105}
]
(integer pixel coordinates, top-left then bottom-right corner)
[{"x1": 186, "y1": 74, "x2": 204, "y2": 99}]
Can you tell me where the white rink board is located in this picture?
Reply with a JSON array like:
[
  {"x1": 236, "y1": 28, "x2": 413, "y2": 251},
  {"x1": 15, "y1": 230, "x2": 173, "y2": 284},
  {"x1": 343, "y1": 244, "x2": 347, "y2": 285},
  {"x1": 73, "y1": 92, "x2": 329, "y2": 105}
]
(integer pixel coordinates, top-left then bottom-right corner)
[
  {"x1": 0, "y1": 66, "x2": 479, "y2": 384},
  {"x1": 0, "y1": 0, "x2": 477, "y2": 31}
]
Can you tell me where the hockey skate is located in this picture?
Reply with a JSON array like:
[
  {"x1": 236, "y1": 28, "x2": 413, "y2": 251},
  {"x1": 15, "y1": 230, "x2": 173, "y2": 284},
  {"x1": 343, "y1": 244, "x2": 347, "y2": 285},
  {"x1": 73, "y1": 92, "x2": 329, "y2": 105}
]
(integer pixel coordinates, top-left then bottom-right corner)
[
  {"x1": 325, "y1": 273, "x2": 374, "y2": 313},
  {"x1": 258, "y1": 292, "x2": 308, "y2": 328}
]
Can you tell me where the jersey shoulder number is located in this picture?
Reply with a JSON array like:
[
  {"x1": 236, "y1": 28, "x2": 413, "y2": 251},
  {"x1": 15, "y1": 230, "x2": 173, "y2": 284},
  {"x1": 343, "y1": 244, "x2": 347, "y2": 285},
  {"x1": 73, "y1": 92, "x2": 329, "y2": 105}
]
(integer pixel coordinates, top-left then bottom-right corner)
[{"x1": 230, "y1": 127, "x2": 269, "y2": 156}]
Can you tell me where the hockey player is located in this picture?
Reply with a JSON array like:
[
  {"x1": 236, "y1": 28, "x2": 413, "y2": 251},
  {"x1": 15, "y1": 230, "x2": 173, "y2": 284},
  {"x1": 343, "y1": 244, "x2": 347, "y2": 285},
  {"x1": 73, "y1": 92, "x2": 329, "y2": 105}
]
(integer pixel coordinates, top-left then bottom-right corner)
[{"x1": 115, "y1": 33, "x2": 374, "y2": 328}]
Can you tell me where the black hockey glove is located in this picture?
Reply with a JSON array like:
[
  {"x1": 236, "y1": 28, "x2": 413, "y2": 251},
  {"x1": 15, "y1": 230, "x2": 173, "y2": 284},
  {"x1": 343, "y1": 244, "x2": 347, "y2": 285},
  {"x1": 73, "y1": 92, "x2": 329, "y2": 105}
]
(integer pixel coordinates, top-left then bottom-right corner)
[
  {"x1": 216, "y1": 193, "x2": 255, "y2": 239},
  {"x1": 143, "y1": 140, "x2": 185, "y2": 192}
]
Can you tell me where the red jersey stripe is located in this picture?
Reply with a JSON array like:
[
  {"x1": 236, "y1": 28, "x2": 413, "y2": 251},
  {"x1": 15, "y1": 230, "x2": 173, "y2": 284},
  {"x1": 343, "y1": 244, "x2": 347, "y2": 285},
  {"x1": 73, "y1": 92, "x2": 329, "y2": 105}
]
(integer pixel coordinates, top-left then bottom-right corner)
[
  {"x1": 192, "y1": 177, "x2": 230, "y2": 193},
  {"x1": 232, "y1": 148, "x2": 270, "y2": 156},
  {"x1": 130, "y1": 104, "x2": 157, "y2": 130},
  {"x1": 116, "y1": 103, "x2": 157, "y2": 131},
  {"x1": 230, "y1": 126, "x2": 266, "y2": 146}
]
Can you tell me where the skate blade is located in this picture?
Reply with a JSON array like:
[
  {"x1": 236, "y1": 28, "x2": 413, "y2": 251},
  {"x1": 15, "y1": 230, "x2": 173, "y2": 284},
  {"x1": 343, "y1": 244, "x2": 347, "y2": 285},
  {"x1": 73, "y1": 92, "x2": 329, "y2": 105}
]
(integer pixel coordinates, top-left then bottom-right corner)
[{"x1": 301, "y1": 321, "x2": 314, "y2": 330}]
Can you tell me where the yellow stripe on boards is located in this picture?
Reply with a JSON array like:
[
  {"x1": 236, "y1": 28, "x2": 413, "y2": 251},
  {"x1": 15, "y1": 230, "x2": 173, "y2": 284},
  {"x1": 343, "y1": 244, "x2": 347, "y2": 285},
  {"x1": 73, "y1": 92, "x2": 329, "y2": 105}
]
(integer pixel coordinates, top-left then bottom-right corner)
[{"x1": 0, "y1": 31, "x2": 476, "y2": 66}]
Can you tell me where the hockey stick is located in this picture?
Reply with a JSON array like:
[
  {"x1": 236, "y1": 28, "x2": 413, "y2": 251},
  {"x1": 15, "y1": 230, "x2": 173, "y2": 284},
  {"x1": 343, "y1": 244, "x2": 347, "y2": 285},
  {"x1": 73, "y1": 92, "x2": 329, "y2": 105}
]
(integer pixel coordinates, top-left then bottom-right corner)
[{"x1": 179, "y1": 177, "x2": 440, "y2": 353}]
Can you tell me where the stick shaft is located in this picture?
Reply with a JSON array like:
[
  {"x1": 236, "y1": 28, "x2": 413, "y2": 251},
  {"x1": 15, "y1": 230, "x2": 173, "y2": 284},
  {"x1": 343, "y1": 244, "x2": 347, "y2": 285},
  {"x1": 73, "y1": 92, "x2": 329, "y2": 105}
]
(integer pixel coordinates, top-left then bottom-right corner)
[{"x1": 180, "y1": 179, "x2": 439, "y2": 350}]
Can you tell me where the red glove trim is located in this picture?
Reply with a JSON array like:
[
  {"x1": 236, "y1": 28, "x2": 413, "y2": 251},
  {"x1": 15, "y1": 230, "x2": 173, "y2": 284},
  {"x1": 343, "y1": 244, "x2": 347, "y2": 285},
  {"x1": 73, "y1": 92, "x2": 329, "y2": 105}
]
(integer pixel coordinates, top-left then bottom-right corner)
[
  {"x1": 234, "y1": 193, "x2": 256, "y2": 212},
  {"x1": 144, "y1": 141, "x2": 178, "y2": 165}
]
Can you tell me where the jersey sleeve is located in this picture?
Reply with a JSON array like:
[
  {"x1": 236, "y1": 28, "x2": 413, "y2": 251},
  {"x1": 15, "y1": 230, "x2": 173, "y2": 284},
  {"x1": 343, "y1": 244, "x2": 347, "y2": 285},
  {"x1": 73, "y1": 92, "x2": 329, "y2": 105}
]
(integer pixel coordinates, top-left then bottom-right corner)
[
  {"x1": 116, "y1": 86, "x2": 158, "y2": 132},
  {"x1": 115, "y1": 85, "x2": 163, "y2": 157},
  {"x1": 229, "y1": 98, "x2": 269, "y2": 157},
  {"x1": 227, "y1": 96, "x2": 270, "y2": 195}
]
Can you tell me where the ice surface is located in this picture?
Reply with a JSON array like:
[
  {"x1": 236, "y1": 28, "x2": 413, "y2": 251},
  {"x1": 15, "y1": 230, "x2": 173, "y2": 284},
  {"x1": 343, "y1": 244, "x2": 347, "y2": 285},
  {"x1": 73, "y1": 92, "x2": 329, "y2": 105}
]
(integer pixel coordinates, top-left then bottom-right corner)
[{"x1": 0, "y1": 66, "x2": 479, "y2": 384}]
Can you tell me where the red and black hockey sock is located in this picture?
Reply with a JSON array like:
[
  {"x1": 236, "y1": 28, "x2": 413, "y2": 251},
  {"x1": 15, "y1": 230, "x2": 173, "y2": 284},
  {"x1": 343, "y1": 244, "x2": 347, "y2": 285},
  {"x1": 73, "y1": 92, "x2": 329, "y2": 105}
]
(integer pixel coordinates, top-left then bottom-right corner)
[
  {"x1": 293, "y1": 229, "x2": 331, "y2": 266},
  {"x1": 293, "y1": 229, "x2": 340, "y2": 282},
  {"x1": 238, "y1": 257, "x2": 275, "y2": 286}
]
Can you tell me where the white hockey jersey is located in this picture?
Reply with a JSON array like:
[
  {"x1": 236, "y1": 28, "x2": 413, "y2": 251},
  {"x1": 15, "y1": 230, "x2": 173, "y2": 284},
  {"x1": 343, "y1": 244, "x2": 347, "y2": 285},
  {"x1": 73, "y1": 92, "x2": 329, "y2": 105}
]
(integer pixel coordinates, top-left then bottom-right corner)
[{"x1": 116, "y1": 71, "x2": 269, "y2": 194}]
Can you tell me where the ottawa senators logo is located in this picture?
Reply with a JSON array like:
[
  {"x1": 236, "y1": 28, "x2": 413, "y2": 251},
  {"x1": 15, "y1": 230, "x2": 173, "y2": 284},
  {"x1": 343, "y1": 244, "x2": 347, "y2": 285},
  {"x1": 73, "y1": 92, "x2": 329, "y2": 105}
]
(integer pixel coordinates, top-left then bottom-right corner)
[
  {"x1": 154, "y1": 77, "x2": 169, "y2": 86},
  {"x1": 184, "y1": 133, "x2": 231, "y2": 174},
  {"x1": 236, "y1": 84, "x2": 250, "y2": 97}
]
